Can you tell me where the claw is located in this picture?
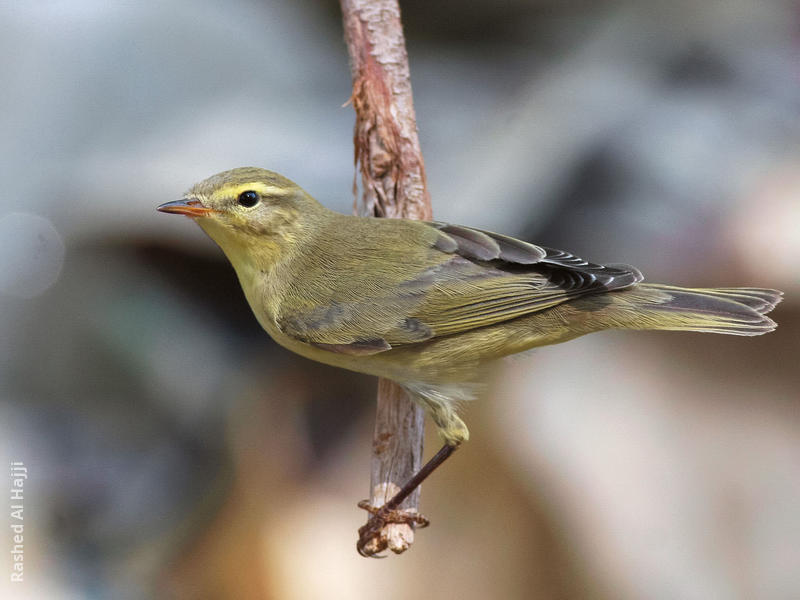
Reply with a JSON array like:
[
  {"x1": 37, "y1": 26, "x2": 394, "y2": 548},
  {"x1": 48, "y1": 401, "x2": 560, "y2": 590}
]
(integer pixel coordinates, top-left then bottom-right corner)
[{"x1": 357, "y1": 499, "x2": 379, "y2": 515}]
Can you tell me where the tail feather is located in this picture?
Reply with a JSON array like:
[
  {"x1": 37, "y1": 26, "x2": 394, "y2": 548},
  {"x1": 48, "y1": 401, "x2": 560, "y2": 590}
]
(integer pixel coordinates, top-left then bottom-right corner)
[{"x1": 613, "y1": 284, "x2": 783, "y2": 336}]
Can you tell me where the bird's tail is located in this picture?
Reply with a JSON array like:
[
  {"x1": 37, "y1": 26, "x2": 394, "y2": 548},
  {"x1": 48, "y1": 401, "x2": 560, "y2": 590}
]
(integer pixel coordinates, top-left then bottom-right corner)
[{"x1": 603, "y1": 284, "x2": 783, "y2": 336}]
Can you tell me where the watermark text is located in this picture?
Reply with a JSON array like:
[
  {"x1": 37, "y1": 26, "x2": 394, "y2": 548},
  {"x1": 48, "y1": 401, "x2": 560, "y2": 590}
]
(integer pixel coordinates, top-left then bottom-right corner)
[{"x1": 10, "y1": 462, "x2": 26, "y2": 583}]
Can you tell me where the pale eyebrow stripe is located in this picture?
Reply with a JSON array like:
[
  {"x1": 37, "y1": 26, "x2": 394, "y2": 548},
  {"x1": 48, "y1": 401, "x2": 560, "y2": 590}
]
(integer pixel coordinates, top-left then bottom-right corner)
[{"x1": 212, "y1": 182, "x2": 293, "y2": 200}]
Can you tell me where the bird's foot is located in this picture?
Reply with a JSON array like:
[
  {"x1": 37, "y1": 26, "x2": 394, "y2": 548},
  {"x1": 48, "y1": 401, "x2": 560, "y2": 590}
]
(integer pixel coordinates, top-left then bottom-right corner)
[{"x1": 356, "y1": 500, "x2": 429, "y2": 557}]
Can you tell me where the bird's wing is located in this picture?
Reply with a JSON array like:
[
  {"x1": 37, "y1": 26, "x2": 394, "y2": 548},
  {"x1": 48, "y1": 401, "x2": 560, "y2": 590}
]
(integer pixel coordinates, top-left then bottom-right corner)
[{"x1": 275, "y1": 220, "x2": 642, "y2": 354}]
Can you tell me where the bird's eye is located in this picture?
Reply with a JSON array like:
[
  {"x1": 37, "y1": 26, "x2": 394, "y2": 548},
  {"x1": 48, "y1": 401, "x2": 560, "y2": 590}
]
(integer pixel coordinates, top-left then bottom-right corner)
[{"x1": 237, "y1": 190, "x2": 260, "y2": 208}]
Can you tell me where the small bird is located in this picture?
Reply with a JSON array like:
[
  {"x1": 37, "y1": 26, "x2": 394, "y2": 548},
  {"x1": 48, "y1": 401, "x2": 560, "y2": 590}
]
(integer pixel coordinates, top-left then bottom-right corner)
[{"x1": 158, "y1": 167, "x2": 781, "y2": 544}]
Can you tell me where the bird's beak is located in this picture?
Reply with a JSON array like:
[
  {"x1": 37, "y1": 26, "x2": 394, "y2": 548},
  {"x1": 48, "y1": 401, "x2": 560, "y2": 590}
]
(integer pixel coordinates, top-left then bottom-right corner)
[{"x1": 157, "y1": 198, "x2": 216, "y2": 217}]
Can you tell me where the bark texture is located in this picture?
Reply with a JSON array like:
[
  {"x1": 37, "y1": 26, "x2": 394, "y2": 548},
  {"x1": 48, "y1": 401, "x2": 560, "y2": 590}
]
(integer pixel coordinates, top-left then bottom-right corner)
[{"x1": 340, "y1": 0, "x2": 431, "y2": 555}]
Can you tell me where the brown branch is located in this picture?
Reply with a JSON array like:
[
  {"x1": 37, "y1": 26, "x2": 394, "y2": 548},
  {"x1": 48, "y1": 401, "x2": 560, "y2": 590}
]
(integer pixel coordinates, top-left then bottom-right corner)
[{"x1": 340, "y1": 0, "x2": 431, "y2": 555}]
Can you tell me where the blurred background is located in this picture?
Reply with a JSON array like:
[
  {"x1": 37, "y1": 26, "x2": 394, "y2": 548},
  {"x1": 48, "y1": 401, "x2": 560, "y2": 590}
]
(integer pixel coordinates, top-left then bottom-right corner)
[{"x1": 1, "y1": 1, "x2": 799, "y2": 598}]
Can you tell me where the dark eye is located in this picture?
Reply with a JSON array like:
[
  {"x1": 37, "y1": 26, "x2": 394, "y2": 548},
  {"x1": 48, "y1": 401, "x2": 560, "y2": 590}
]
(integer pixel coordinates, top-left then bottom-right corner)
[{"x1": 237, "y1": 190, "x2": 260, "y2": 208}]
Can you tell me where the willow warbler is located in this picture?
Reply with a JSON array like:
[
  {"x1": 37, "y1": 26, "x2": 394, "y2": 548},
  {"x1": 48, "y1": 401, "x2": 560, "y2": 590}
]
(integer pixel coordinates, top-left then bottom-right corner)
[{"x1": 158, "y1": 167, "x2": 782, "y2": 447}]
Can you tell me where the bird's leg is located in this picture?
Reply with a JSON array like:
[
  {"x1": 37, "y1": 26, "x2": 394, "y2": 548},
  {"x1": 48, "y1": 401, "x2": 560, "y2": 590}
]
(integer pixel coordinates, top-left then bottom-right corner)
[
  {"x1": 358, "y1": 390, "x2": 468, "y2": 556},
  {"x1": 357, "y1": 442, "x2": 459, "y2": 556}
]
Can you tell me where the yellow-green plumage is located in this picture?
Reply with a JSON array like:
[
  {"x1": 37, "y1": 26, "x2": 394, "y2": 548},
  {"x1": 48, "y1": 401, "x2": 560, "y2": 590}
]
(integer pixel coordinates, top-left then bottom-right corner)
[{"x1": 159, "y1": 167, "x2": 782, "y2": 445}]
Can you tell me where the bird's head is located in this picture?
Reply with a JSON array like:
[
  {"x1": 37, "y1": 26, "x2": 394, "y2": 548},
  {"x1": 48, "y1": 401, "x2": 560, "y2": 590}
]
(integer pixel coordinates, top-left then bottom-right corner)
[{"x1": 158, "y1": 167, "x2": 325, "y2": 268}]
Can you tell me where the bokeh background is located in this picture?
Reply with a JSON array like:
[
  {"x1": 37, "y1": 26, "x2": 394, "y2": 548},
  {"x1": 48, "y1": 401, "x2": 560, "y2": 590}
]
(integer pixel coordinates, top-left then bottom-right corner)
[{"x1": 1, "y1": 1, "x2": 799, "y2": 598}]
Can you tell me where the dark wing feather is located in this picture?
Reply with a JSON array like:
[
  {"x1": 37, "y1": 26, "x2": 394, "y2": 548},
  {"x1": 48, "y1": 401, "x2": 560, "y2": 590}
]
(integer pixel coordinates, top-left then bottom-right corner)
[
  {"x1": 431, "y1": 222, "x2": 642, "y2": 289},
  {"x1": 430, "y1": 222, "x2": 547, "y2": 263}
]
